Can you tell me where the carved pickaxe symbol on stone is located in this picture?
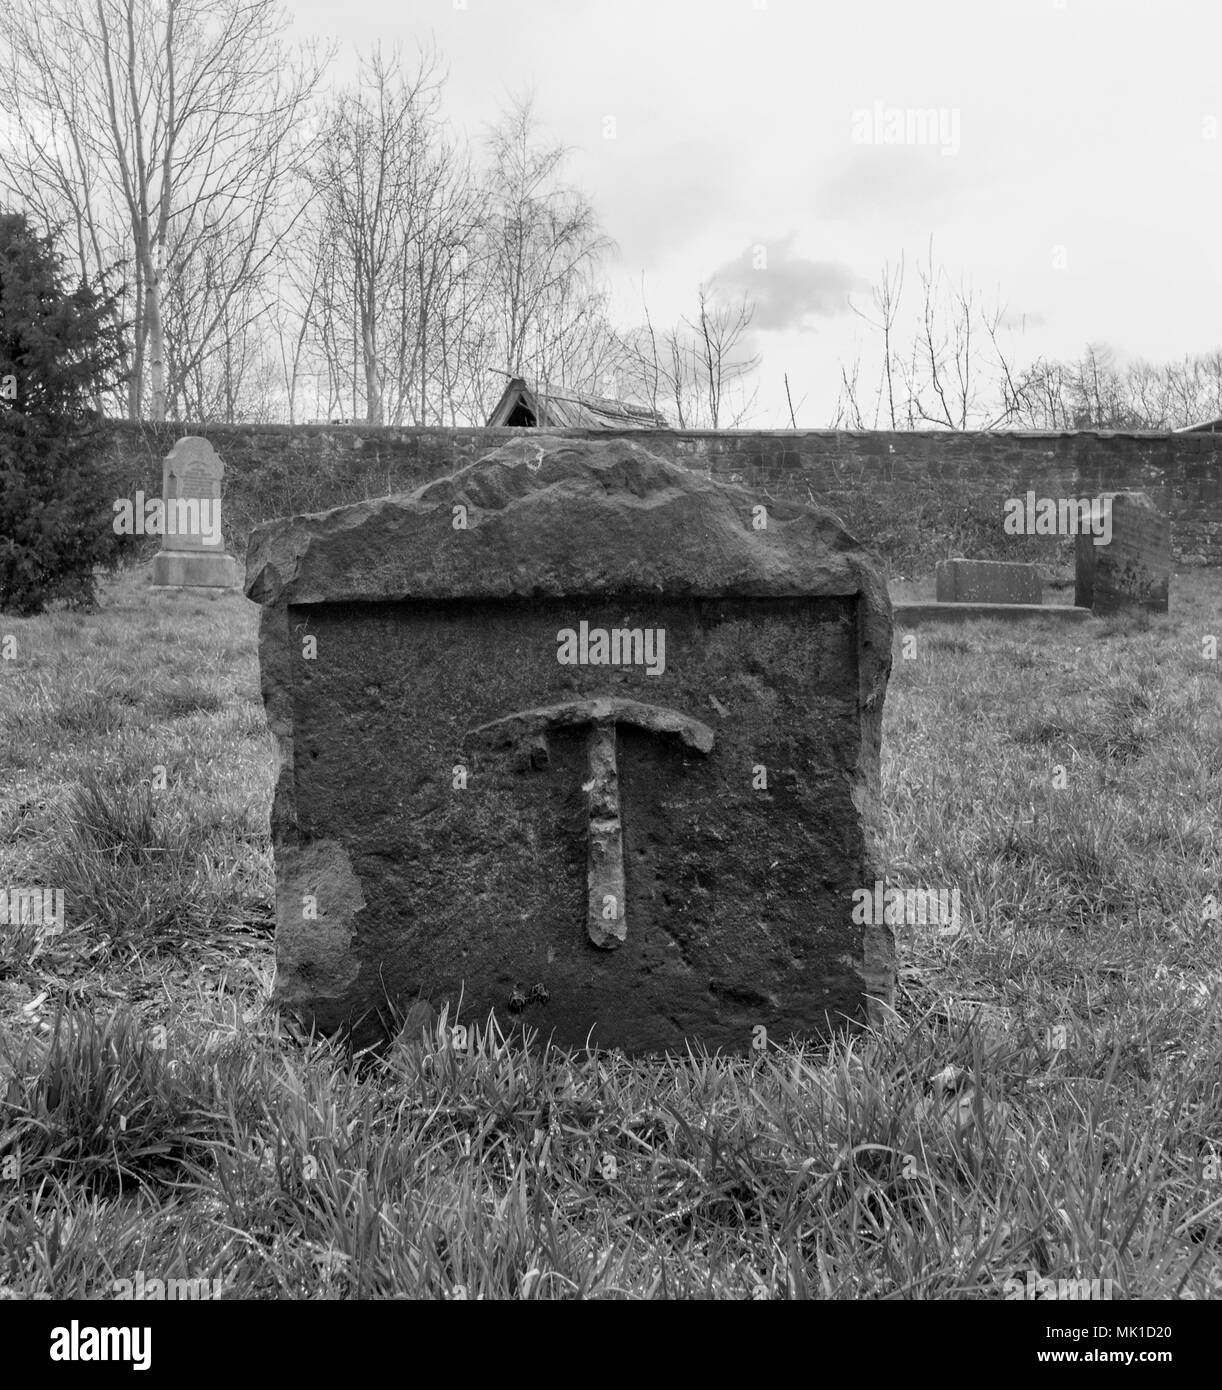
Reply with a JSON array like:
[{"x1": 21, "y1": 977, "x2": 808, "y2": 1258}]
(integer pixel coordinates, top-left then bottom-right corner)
[{"x1": 466, "y1": 697, "x2": 714, "y2": 950}]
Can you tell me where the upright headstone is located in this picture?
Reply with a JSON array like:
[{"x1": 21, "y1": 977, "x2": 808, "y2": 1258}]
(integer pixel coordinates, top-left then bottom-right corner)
[
  {"x1": 1074, "y1": 491, "x2": 1170, "y2": 615},
  {"x1": 246, "y1": 436, "x2": 894, "y2": 1055},
  {"x1": 935, "y1": 559, "x2": 1042, "y2": 605},
  {"x1": 150, "y1": 437, "x2": 239, "y2": 588}
]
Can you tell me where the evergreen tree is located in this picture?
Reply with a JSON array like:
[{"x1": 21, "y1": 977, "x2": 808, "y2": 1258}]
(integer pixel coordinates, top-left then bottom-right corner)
[{"x1": 0, "y1": 211, "x2": 128, "y2": 614}]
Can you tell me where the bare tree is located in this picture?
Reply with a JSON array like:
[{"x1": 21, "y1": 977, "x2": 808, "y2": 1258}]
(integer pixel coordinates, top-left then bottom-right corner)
[
  {"x1": 0, "y1": 0, "x2": 330, "y2": 420},
  {"x1": 830, "y1": 353, "x2": 866, "y2": 429},
  {"x1": 688, "y1": 285, "x2": 760, "y2": 428},
  {"x1": 305, "y1": 45, "x2": 432, "y2": 424},
  {"x1": 398, "y1": 135, "x2": 487, "y2": 425},
  {"x1": 620, "y1": 306, "x2": 700, "y2": 428},
  {"x1": 1005, "y1": 344, "x2": 1222, "y2": 430},
  {"x1": 479, "y1": 94, "x2": 614, "y2": 407},
  {"x1": 1006, "y1": 355, "x2": 1074, "y2": 430},
  {"x1": 837, "y1": 240, "x2": 1024, "y2": 430},
  {"x1": 161, "y1": 205, "x2": 285, "y2": 421},
  {"x1": 262, "y1": 228, "x2": 328, "y2": 424},
  {"x1": 621, "y1": 280, "x2": 760, "y2": 428},
  {"x1": 847, "y1": 256, "x2": 904, "y2": 427},
  {"x1": 303, "y1": 43, "x2": 513, "y2": 426}
]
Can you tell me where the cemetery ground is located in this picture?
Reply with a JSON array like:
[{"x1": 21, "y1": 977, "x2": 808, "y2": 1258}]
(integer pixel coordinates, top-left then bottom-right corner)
[{"x1": 0, "y1": 563, "x2": 1219, "y2": 1300}]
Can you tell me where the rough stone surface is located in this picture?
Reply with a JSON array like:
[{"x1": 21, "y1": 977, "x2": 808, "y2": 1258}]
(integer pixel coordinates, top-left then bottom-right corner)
[
  {"x1": 151, "y1": 436, "x2": 239, "y2": 588},
  {"x1": 100, "y1": 420, "x2": 1222, "y2": 568},
  {"x1": 247, "y1": 434, "x2": 894, "y2": 1054},
  {"x1": 935, "y1": 559, "x2": 1042, "y2": 604},
  {"x1": 1074, "y1": 491, "x2": 1171, "y2": 614}
]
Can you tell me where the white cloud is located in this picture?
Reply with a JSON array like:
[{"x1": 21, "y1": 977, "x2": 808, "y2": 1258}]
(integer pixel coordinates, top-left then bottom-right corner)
[{"x1": 709, "y1": 235, "x2": 866, "y2": 331}]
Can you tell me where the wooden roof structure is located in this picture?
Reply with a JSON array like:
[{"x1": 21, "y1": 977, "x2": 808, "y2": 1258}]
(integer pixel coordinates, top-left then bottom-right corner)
[
  {"x1": 1177, "y1": 415, "x2": 1222, "y2": 433},
  {"x1": 487, "y1": 376, "x2": 669, "y2": 429}
]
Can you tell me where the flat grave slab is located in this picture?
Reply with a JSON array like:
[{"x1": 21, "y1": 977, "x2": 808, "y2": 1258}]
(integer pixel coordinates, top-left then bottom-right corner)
[
  {"x1": 935, "y1": 559, "x2": 1042, "y2": 605},
  {"x1": 893, "y1": 602, "x2": 1091, "y2": 627}
]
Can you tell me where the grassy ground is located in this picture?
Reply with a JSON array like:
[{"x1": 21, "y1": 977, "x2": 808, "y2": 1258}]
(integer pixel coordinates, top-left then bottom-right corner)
[{"x1": 0, "y1": 561, "x2": 1219, "y2": 1299}]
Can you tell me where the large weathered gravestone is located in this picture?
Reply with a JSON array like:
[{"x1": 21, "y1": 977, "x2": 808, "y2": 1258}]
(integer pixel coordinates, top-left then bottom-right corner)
[
  {"x1": 1075, "y1": 491, "x2": 1170, "y2": 614},
  {"x1": 935, "y1": 559, "x2": 1041, "y2": 605},
  {"x1": 246, "y1": 436, "x2": 894, "y2": 1054},
  {"x1": 150, "y1": 437, "x2": 239, "y2": 588}
]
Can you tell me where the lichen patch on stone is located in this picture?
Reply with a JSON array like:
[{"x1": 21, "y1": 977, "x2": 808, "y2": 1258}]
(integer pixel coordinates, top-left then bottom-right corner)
[{"x1": 274, "y1": 838, "x2": 365, "y2": 1005}]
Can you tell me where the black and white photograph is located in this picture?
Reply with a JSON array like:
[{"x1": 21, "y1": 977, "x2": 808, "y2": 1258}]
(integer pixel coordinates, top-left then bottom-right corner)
[{"x1": 0, "y1": 0, "x2": 1218, "y2": 1348}]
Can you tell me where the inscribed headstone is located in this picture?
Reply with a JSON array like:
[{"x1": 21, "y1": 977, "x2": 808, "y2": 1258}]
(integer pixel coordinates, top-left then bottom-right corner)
[
  {"x1": 1074, "y1": 491, "x2": 1170, "y2": 614},
  {"x1": 150, "y1": 437, "x2": 239, "y2": 588}
]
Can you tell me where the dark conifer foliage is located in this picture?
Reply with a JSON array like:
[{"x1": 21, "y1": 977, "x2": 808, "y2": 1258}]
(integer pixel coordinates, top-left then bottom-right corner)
[{"x1": 0, "y1": 211, "x2": 129, "y2": 614}]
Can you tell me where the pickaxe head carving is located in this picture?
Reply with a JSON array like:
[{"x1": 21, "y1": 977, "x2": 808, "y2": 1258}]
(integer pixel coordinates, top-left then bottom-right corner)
[{"x1": 466, "y1": 697, "x2": 715, "y2": 949}]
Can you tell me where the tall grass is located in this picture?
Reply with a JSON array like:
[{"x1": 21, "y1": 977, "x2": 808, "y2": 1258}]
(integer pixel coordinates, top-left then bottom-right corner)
[{"x1": 0, "y1": 566, "x2": 1219, "y2": 1298}]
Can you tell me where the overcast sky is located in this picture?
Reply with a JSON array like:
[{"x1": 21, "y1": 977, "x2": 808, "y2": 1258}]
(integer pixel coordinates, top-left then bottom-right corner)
[{"x1": 287, "y1": 0, "x2": 1221, "y2": 426}]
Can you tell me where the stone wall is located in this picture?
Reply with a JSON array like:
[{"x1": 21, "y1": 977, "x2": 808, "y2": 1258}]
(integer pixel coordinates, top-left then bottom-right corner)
[{"x1": 99, "y1": 420, "x2": 1222, "y2": 575}]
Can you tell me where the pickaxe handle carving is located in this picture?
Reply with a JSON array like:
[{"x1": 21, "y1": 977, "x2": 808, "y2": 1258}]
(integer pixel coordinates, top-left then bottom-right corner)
[{"x1": 466, "y1": 698, "x2": 715, "y2": 950}]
